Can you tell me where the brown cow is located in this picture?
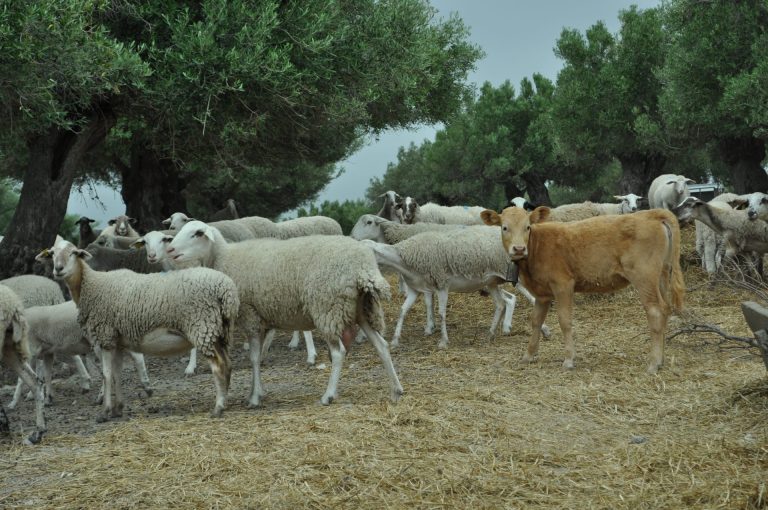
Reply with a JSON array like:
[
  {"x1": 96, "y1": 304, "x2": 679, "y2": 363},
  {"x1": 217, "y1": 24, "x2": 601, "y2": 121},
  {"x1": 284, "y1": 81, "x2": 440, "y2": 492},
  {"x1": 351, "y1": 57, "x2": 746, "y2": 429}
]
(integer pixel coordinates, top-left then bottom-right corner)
[{"x1": 481, "y1": 207, "x2": 685, "y2": 373}]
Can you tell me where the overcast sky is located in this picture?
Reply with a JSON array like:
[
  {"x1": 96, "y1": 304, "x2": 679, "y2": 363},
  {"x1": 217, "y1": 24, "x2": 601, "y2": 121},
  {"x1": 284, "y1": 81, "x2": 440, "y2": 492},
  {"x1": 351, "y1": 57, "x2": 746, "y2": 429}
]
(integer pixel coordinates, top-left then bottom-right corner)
[{"x1": 67, "y1": 0, "x2": 660, "y2": 225}]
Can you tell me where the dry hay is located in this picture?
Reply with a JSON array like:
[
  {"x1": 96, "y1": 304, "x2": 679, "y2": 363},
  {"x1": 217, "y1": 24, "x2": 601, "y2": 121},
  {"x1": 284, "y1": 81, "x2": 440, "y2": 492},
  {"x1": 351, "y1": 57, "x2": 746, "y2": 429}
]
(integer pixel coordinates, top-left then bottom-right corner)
[{"x1": 1, "y1": 223, "x2": 767, "y2": 509}]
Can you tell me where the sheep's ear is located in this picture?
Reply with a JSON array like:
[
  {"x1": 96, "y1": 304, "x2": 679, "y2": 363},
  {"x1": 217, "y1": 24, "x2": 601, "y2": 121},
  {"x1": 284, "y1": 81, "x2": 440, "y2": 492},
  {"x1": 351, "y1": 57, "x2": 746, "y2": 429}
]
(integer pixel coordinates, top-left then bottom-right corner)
[
  {"x1": 75, "y1": 249, "x2": 93, "y2": 261},
  {"x1": 481, "y1": 209, "x2": 501, "y2": 226},
  {"x1": 128, "y1": 217, "x2": 137, "y2": 225},
  {"x1": 161, "y1": 218, "x2": 171, "y2": 226},
  {"x1": 108, "y1": 219, "x2": 117, "y2": 226},
  {"x1": 685, "y1": 178, "x2": 696, "y2": 184},
  {"x1": 88, "y1": 218, "x2": 96, "y2": 224},
  {"x1": 130, "y1": 239, "x2": 146, "y2": 250},
  {"x1": 35, "y1": 249, "x2": 52, "y2": 261},
  {"x1": 193, "y1": 227, "x2": 216, "y2": 241},
  {"x1": 729, "y1": 198, "x2": 748, "y2": 209},
  {"x1": 529, "y1": 206, "x2": 551, "y2": 224},
  {"x1": 613, "y1": 195, "x2": 626, "y2": 202},
  {"x1": 373, "y1": 216, "x2": 388, "y2": 225}
]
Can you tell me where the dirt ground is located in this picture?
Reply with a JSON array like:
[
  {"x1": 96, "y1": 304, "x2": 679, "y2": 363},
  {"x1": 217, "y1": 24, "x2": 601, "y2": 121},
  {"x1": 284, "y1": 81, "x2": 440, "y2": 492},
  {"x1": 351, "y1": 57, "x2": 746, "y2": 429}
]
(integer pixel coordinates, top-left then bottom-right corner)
[{"x1": 1, "y1": 224, "x2": 767, "y2": 509}]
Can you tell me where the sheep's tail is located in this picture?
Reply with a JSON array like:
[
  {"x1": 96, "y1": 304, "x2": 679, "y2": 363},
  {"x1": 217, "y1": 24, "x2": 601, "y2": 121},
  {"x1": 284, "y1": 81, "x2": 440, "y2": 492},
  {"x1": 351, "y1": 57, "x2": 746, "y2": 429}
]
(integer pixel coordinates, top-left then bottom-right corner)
[
  {"x1": 357, "y1": 271, "x2": 391, "y2": 336},
  {"x1": 661, "y1": 215, "x2": 685, "y2": 314}
]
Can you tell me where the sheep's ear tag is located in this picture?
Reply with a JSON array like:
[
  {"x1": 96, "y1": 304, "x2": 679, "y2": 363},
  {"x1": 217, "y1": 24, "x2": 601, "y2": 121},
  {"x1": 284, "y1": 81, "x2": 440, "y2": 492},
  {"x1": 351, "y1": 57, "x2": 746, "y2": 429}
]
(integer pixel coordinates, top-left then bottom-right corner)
[{"x1": 505, "y1": 262, "x2": 519, "y2": 284}]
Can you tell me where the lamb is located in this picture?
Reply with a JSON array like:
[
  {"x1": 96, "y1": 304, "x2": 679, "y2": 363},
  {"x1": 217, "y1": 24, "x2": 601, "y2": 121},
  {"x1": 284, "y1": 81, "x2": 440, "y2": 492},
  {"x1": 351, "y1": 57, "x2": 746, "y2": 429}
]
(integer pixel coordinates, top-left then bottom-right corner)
[
  {"x1": 694, "y1": 193, "x2": 740, "y2": 274},
  {"x1": 676, "y1": 197, "x2": 768, "y2": 273},
  {"x1": 648, "y1": 174, "x2": 694, "y2": 211},
  {"x1": 166, "y1": 222, "x2": 403, "y2": 407},
  {"x1": 407, "y1": 199, "x2": 487, "y2": 225},
  {"x1": 75, "y1": 217, "x2": 100, "y2": 248},
  {"x1": 361, "y1": 226, "x2": 549, "y2": 348},
  {"x1": 162, "y1": 213, "x2": 342, "y2": 242},
  {"x1": 376, "y1": 191, "x2": 404, "y2": 223},
  {"x1": 0, "y1": 285, "x2": 46, "y2": 445},
  {"x1": 100, "y1": 214, "x2": 140, "y2": 238},
  {"x1": 37, "y1": 241, "x2": 240, "y2": 422}
]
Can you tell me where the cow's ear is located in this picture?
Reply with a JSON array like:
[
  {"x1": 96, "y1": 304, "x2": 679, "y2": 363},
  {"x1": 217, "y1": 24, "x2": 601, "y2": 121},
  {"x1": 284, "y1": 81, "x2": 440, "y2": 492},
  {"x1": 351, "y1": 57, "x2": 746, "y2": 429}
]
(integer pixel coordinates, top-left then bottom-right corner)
[
  {"x1": 529, "y1": 206, "x2": 551, "y2": 224},
  {"x1": 480, "y1": 209, "x2": 501, "y2": 226}
]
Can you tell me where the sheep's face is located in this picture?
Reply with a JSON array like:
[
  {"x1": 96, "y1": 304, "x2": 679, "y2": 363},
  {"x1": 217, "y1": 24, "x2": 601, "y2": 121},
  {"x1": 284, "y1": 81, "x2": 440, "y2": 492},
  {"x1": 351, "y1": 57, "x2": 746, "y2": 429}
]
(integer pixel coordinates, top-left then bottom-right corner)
[
  {"x1": 36, "y1": 240, "x2": 91, "y2": 280},
  {"x1": 162, "y1": 212, "x2": 193, "y2": 231},
  {"x1": 615, "y1": 193, "x2": 643, "y2": 213},
  {"x1": 75, "y1": 217, "x2": 95, "y2": 229},
  {"x1": 736, "y1": 192, "x2": 768, "y2": 221},
  {"x1": 509, "y1": 197, "x2": 536, "y2": 211},
  {"x1": 108, "y1": 215, "x2": 136, "y2": 236},
  {"x1": 666, "y1": 177, "x2": 694, "y2": 197},
  {"x1": 481, "y1": 206, "x2": 551, "y2": 261},
  {"x1": 350, "y1": 214, "x2": 387, "y2": 241},
  {"x1": 132, "y1": 231, "x2": 175, "y2": 264},
  {"x1": 672, "y1": 197, "x2": 703, "y2": 224},
  {"x1": 166, "y1": 220, "x2": 215, "y2": 265},
  {"x1": 397, "y1": 197, "x2": 419, "y2": 224}
]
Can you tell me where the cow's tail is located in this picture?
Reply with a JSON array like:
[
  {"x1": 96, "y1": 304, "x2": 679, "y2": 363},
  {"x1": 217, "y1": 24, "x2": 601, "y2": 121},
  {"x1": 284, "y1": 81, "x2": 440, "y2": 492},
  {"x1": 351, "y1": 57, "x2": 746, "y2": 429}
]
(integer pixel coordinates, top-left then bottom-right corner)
[{"x1": 661, "y1": 216, "x2": 685, "y2": 314}]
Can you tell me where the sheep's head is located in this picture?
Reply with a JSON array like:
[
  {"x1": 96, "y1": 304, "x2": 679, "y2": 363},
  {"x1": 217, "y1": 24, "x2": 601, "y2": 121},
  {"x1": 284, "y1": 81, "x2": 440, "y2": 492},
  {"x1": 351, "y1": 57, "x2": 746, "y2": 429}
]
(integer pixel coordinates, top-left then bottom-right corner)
[
  {"x1": 615, "y1": 193, "x2": 644, "y2": 213},
  {"x1": 730, "y1": 192, "x2": 768, "y2": 221},
  {"x1": 672, "y1": 196, "x2": 704, "y2": 224},
  {"x1": 75, "y1": 217, "x2": 96, "y2": 230},
  {"x1": 162, "y1": 212, "x2": 194, "y2": 231},
  {"x1": 482, "y1": 206, "x2": 551, "y2": 261},
  {"x1": 666, "y1": 176, "x2": 695, "y2": 196},
  {"x1": 166, "y1": 220, "x2": 216, "y2": 265},
  {"x1": 397, "y1": 196, "x2": 419, "y2": 224},
  {"x1": 108, "y1": 215, "x2": 137, "y2": 236},
  {"x1": 36, "y1": 240, "x2": 91, "y2": 280},
  {"x1": 509, "y1": 197, "x2": 537, "y2": 211},
  {"x1": 350, "y1": 214, "x2": 387, "y2": 241},
  {"x1": 131, "y1": 231, "x2": 175, "y2": 264}
]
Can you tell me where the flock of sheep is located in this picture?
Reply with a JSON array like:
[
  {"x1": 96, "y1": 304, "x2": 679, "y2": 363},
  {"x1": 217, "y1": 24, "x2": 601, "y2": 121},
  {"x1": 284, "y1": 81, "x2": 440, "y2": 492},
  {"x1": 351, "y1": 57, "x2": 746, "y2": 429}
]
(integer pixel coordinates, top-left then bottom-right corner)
[{"x1": 1, "y1": 174, "x2": 767, "y2": 446}]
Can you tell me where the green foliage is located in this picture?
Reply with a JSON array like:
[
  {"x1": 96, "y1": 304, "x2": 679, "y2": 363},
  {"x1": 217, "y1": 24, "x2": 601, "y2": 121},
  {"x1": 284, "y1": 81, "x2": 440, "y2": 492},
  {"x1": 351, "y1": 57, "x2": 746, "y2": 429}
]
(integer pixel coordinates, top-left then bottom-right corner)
[
  {"x1": 296, "y1": 199, "x2": 374, "y2": 235},
  {"x1": 58, "y1": 214, "x2": 80, "y2": 243},
  {"x1": 547, "y1": 160, "x2": 622, "y2": 205},
  {"x1": 0, "y1": 179, "x2": 20, "y2": 236}
]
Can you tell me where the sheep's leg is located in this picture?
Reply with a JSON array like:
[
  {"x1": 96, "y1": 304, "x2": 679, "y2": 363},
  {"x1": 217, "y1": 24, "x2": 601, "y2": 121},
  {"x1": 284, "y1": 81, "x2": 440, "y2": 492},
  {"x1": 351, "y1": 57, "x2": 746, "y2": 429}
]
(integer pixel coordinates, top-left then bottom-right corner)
[
  {"x1": 321, "y1": 339, "x2": 346, "y2": 405},
  {"x1": 247, "y1": 329, "x2": 266, "y2": 408},
  {"x1": 288, "y1": 331, "x2": 301, "y2": 349},
  {"x1": 303, "y1": 331, "x2": 317, "y2": 366},
  {"x1": 500, "y1": 288, "x2": 517, "y2": 335},
  {"x1": 487, "y1": 288, "x2": 505, "y2": 340},
  {"x1": 8, "y1": 376, "x2": 24, "y2": 409},
  {"x1": 5, "y1": 351, "x2": 45, "y2": 445},
  {"x1": 184, "y1": 347, "x2": 197, "y2": 376},
  {"x1": 126, "y1": 351, "x2": 152, "y2": 397},
  {"x1": 207, "y1": 342, "x2": 231, "y2": 418},
  {"x1": 392, "y1": 287, "x2": 420, "y2": 348},
  {"x1": 41, "y1": 355, "x2": 54, "y2": 405},
  {"x1": 398, "y1": 274, "x2": 408, "y2": 295},
  {"x1": 515, "y1": 284, "x2": 551, "y2": 337},
  {"x1": 111, "y1": 350, "x2": 125, "y2": 418},
  {"x1": 523, "y1": 297, "x2": 551, "y2": 363},
  {"x1": 98, "y1": 349, "x2": 117, "y2": 422},
  {"x1": 359, "y1": 319, "x2": 404, "y2": 402},
  {"x1": 72, "y1": 355, "x2": 92, "y2": 393},
  {"x1": 423, "y1": 291, "x2": 435, "y2": 335},
  {"x1": 436, "y1": 289, "x2": 450, "y2": 349},
  {"x1": 259, "y1": 329, "x2": 277, "y2": 364}
]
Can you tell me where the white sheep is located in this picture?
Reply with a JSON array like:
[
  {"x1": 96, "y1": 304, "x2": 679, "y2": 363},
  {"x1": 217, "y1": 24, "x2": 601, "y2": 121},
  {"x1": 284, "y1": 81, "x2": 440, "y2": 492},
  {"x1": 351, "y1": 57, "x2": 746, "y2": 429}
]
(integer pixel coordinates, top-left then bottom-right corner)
[
  {"x1": 131, "y1": 231, "x2": 318, "y2": 371},
  {"x1": 162, "y1": 213, "x2": 342, "y2": 242},
  {"x1": 92, "y1": 232, "x2": 140, "y2": 250},
  {"x1": 400, "y1": 198, "x2": 486, "y2": 225},
  {"x1": 677, "y1": 197, "x2": 768, "y2": 276},
  {"x1": 649, "y1": 174, "x2": 694, "y2": 211},
  {"x1": 37, "y1": 241, "x2": 240, "y2": 422},
  {"x1": 100, "y1": 214, "x2": 140, "y2": 238},
  {"x1": 361, "y1": 226, "x2": 550, "y2": 348},
  {"x1": 694, "y1": 193, "x2": 740, "y2": 274},
  {"x1": 508, "y1": 197, "x2": 538, "y2": 211},
  {"x1": 546, "y1": 195, "x2": 644, "y2": 222},
  {"x1": 0, "y1": 285, "x2": 45, "y2": 445},
  {"x1": 732, "y1": 192, "x2": 768, "y2": 221},
  {"x1": 166, "y1": 222, "x2": 403, "y2": 407}
]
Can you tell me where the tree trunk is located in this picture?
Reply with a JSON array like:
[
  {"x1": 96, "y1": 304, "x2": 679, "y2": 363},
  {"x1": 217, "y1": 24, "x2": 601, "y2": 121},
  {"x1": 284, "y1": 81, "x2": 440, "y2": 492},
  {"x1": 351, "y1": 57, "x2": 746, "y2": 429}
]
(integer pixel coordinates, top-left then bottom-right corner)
[
  {"x1": 502, "y1": 178, "x2": 524, "y2": 204},
  {"x1": 618, "y1": 152, "x2": 667, "y2": 197},
  {"x1": 0, "y1": 111, "x2": 114, "y2": 278},
  {"x1": 521, "y1": 171, "x2": 552, "y2": 206},
  {"x1": 719, "y1": 137, "x2": 768, "y2": 194},
  {"x1": 120, "y1": 143, "x2": 188, "y2": 232}
]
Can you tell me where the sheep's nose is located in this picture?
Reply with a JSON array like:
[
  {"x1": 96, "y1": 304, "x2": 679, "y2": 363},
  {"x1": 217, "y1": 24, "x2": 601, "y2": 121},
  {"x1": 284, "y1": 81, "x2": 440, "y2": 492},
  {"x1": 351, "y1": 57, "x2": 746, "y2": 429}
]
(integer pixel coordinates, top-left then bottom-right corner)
[
  {"x1": 631, "y1": 206, "x2": 637, "y2": 212},
  {"x1": 54, "y1": 265, "x2": 63, "y2": 273},
  {"x1": 748, "y1": 211, "x2": 757, "y2": 219}
]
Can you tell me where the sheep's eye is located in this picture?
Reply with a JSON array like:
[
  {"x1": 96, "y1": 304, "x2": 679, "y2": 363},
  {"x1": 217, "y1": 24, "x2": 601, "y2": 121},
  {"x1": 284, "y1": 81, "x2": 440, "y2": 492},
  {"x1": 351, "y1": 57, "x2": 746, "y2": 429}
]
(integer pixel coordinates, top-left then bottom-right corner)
[
  {"x1": 502, "y1": 225, "x2": 507, "y2": 231},
  {"x1": 367, "y1": 221, "x2": 372, "y2": 225},
  {"x1": 162, "y1": 237, "x2": 172, "y2": 243},
  {"x1": 762, "y1": 198, "x2": 768, "y2": 204},
  {"x1": 193, "y1": 230, "x2": 204, "y2": 238}
]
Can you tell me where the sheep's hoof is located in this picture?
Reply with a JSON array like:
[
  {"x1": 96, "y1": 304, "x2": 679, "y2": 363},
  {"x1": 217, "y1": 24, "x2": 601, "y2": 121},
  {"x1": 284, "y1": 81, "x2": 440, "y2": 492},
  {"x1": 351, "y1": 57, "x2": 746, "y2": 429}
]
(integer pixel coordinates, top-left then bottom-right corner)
[
  {"x1": 562, "y1": 359, "x2": 575, "y2": 370},
  {"x1": 23, "y1": 429, "x2": 45, "y2": 446},
  {"x1": 210, "y1": 408, "x2": 224, "y2": 418},
  {"x1": 521, "y1": 353, "x2": 537, "y2": 364},
  {"x1": 306, "y1": 358, "x2": 316, "y2": 367},
  {"x1": 437, "y1": 340, "x2": 449, "y2": 349},
  {"x1": 184, "y1": 369, "x2": 196, "y2": 377},
  {"x1": 647, "y1": 364, "x2": 661, "y2": 375},
  {"x1": 320, "y1": 394, "x2": 336, "y2": 405},
  {"x1": 541, "y1": 325, "x2": 552, "y2": 339},
  {"x1": 390, "y1": 339, "x2": 400, "y2": 350},
  {"x1": 143, "y1": 387, "x2": 154, "y2": 398},
  {"x1": 424, "y1": 326, "x2": 435, "y2": 335},
  {"x1": 390, "y1": 387, "x2": 404, "y2": 402},
  {"x1": 95, "y1": 414, "x2": 110, "y2": 423},
  {"x1": 44, "y1": 398, "x2": 53, "y2": 407},
  {"x1": 6, "y1": 401, "x2": 18, "y2": 411},
  {"x1": 502, "y1": 327, "x2": 512, "y2": 335},
  {"x1": 80, "y1": 386, "x2": 91, "y2": 394}
]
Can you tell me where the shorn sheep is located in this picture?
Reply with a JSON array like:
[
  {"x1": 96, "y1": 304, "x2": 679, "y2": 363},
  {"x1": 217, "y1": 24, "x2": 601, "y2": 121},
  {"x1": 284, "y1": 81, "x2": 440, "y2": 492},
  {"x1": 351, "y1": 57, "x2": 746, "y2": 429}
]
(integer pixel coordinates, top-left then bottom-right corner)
[
  {"x1": 37, "y1": 241, "x2": 240, "y2": 422},
  {"x1": 482, "y1": 206, "x2": 685, "y2": 373},
  {"x1": 162, "y1": 213, "x2": 342, "y2": 242},
  {"x1": 166, "y1": 221, "x2": 403, "y2": 406},
  {"x1": 0, "y1": 285, "x2": 45, "y2": 445},
  {"x1": 648, "y1": 174, "x2": 694, "y2": 211},
  {"x1": 362, "y1": 226, "x2": 546, "y2": 348}
]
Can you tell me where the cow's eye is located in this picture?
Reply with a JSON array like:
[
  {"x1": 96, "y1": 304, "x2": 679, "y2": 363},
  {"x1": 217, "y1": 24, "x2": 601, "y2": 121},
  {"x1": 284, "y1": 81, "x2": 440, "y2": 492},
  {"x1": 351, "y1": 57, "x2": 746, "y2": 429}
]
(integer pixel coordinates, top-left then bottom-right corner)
[
  {"x1": 502, "y1": 225, "x2": 507, "y2": 231},
  {"x1": 526, "y1": 226, "x2": 531, "y2": 231}
]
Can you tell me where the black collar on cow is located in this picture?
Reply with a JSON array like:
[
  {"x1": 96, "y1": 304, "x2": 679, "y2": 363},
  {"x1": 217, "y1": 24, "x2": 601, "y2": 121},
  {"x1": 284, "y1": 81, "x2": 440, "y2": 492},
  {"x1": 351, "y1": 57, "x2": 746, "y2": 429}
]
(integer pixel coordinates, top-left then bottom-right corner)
[{"x1": 505, "y1": 262, "x2": 519, "y2": 285}]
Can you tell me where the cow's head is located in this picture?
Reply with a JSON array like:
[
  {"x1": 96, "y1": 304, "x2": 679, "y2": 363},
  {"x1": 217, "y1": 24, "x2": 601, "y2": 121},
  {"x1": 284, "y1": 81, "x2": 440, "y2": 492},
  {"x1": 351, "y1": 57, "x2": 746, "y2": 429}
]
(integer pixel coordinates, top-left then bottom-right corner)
[{"x1": 481, "y1": 206, "x2": 551, "y2": 260}]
